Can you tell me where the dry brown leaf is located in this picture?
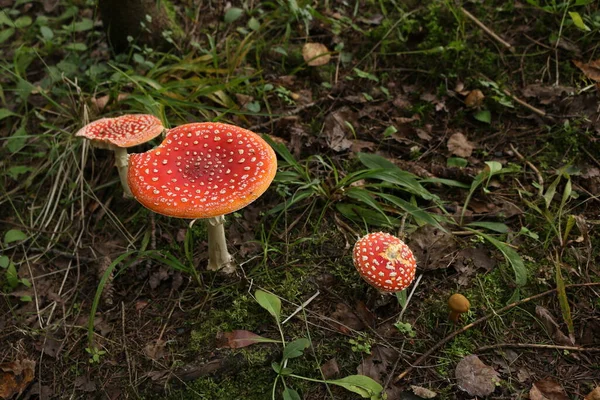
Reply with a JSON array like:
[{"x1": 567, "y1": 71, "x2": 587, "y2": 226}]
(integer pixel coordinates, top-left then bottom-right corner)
[
  {"x1": 0, "y1": 359, "x2": 35, "y2": 399},
  {"x1": 74, "y1": 375, "x2": 96, "y2": 392},
  {"x1": 357, "y1": 346, "x2": 398, "y2": 383},
  {"x1": 521, "y1": 84, "x2": 575, "y2": 105},
  {"x1": 144, "y1": 339, "x2": 167, "y2": 360},
  {"x1": 530, "y1": 378, "x2": 569, "y2": 400},
  {"x1": 447, "y1": 132, "x2": 474, "y2": 157},
  {"x1": 573, "y1": 59, "x2": 600, "y2": 82},
  {"x1": 302, "y1": 43, "x2": 331, "y2": 66},
  {"x1": 320, "y1": 358, "x2": 340, "y2": 379},
  {"x1": 455, "y1": 355, "x2": 500, "y2": 397},
  {"x1": 535, "y1": 306, "x2": 574, "y2": 346},
  {"x1": 323, "y1": 107, "x2": 355, "y2": 152},
  {"x1": 408, "y1": 225, "x2": 457, "y2": 270},
  {"x1": 411, "y1": 385, "x2": 437, "y2": 398},
  {"x1": 585, "y1": 387, "x2": 600, "y2": 400},
  {"x1": 216, "y1": 330, "x2": 270, "y2": 349},
  {"x1": 464, "y1": 89, "x2": 485, "y2": 108},
  {"x1": 330, "y1": 303, "x2": 364, "y2": 334}
]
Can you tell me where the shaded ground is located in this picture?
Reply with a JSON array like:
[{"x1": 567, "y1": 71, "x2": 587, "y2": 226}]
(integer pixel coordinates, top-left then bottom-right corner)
[{"x1": 0, "y1": 0, "x2": 599, "y2": 399}]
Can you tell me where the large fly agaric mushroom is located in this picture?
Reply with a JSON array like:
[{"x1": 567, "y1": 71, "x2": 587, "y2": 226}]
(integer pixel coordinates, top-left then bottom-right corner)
[
  {"x1": 75, "y1": 114, "x2": 165, "y2": 198},
  {"x1": 127, "y1": 122, "x2": 277, "y2": 273},
  {"x1": 353, "y1": 232, "x2": 417, "y2": 292}
]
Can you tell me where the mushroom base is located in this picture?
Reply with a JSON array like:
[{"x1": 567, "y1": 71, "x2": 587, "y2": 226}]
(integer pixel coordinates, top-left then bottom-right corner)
[{"x1": 206, "y1": 216, "x2": 235, "y2": 274}]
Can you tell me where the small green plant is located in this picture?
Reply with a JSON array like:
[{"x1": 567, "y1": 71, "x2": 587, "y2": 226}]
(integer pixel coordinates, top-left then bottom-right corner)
[
  {"x1": 348, "y1": 334, "x2": 374, "y2": 354},
  {"x1": 393, "y1": 321, "x2": 416, "y2": 338},
  {"x1": 252, "y1": 290, "x2": 383, "y2": 399},
  {"x1": 85, "y1": 346, "x2": 106, "y2": 364}
]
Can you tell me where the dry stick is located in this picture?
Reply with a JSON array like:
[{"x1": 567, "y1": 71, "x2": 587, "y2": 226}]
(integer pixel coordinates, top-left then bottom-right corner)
[
  {"x1": 478, "y1": 74, "x2": 547, "y2": 117},
  {"x1": 502, "y1": 88, "x2": 547, "y2": 117},
  {"x1": 460, "y1": 7, "x2": 514, "y2": 53},
  {"x1": 477, "y1": 343, "x2": 600, "y2": 352},
  {"x1": 393, "y1": 282, "x2": 600, "y2": 383}
]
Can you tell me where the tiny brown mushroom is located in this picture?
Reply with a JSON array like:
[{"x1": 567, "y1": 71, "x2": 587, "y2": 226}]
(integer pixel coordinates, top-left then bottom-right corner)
[{"x1": 448, "y1": 293, "x2": 470, "y2": 323}]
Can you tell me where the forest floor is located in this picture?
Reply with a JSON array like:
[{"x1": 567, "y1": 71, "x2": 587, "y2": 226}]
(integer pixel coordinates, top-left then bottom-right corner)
[{"x1": 1, "y1": 0, "x2": 600, "y2": 399}]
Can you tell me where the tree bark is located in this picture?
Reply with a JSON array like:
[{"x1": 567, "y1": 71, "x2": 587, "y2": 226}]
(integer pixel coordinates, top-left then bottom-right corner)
[{"x1": 97, "y1": 0, "x2": 181, "y2": 53}]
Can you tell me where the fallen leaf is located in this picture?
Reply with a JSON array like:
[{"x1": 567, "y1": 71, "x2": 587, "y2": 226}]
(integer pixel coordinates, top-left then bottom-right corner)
[
  {"x1": 331, "y1": 303, "x2": 364, "y2": 334},
  {"x1": 530, "y1": 378, "x2": 569, "y2": 400},
  {"x1": 517, "y1": 368, "x2": 532, "y2": 383},
  {"x1": 357, "y1": 14, "x2": 384, "y2": 25},
  {"x1": 573, "y1": 59, "x2": 600, "y2": 82},
  {"x1": 464, "y1": 90, "x2": 484, "y2": 108},
  {"x1": 535, "y1": 306, "x2": 574, "y2": 346},
  {"x1": 455, "y1": 355, "x2": 500, "y2": 397},
  {"x1": 585, "y1": 387, "x2": 600, "y2": 400},
  {"x1": 323, "y1": 107, "x2": 356, "y2": 152},
  {"x1": 321, "y1": 358, "x2": 340, "y2": 379},
  {"x1": 144, "y1": 339, "x2": 167, "y2": 360},
  {"x1": 447, "y1": 133, "x2": 474, "y2": 157},
  {"x1": 522, "y1": 84, "x2": 575, "y2": 105},
  {"x1": 302, "y1": 43, "x2": 331, "y2": 66},
  {"x1": 74, "y1": 375, "x2": 96, "y2": 392},
  {"x1": 216, "y1": 330, "x2": 271, "y2": 349},
  {"x1": 411, "y1": 385, "x2": 437, "y2": 398},
  {"x1": 0, "y1": 359, "x2": 35, "y2": 399},
  {"x1": 354, "y1": 301, "x2": 376, "y2": 328},
  {"x1": 408, "y1": 225, "x2": 457, "y2": 270},
  {"x1": 357, "y1": 346, "x2": 398, "y2": 383}
]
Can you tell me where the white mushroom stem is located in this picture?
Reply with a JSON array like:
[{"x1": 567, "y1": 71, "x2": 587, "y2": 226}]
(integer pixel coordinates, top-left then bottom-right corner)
[
  {"x1": 206, "y1": 215, "x2": 235, "y2": 274},
  {"x1": 113, "y1": 146, "x2": 133, "y2": 198}
]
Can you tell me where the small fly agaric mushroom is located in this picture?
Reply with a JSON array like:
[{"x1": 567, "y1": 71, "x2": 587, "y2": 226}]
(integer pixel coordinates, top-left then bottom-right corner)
[
  {"x1": 353, "y1": 232, "x2": 417, "y2": 293},
  {"x1": 127, "y1": 122, "x2": 277, "y2": 273},
  {"x1": 448, "y1": 293, "x2": 470, "y2": 323},
  {"x1": 75, "y1": 114, "x2": 165, "y2": 198}
]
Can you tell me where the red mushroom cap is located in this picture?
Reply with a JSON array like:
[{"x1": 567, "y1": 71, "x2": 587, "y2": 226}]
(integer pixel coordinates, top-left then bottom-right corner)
[
  {"x1": 352, "y1": 232, "x2": 417, "y2": 292},
  {"x1": 127, "y1": 122, "x2": 277, "y2": 219},
  {"x1": 75, "y1": 114, "x2": 164, "y2": 148}
]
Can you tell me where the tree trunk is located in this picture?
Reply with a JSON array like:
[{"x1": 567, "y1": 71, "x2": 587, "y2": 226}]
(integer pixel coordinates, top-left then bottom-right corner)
[{"x1": 98, "y1": 0, "x2": 181, "y2": 53}]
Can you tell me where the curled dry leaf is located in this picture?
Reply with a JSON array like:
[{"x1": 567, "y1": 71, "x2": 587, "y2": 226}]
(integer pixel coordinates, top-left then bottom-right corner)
[
  {"x1": 447, "y1": 132, "x2": 475, "y2": 157},
  {"x1": 585, "y1": 387, "x2": 600, "y2": 400},
  {"x1": 464, "y1": 89, "x2": 485, "y2": 108},
  {"x1": 411, "y1": 385, "x2": 437, "y2": 398},
  {"x1": 216, "y1": 330, "x2": 269, "y2": 349},
  {"x1": 573, "y1": 59, "x2": 600, "y2": 82},
  {"x1": 357, "y1": 346, "x2": 398, "y2": 383},
  {"x1": 321, "y1": 358, "x2": 340, "y2": 379},
  {"x1": 535, "y1": 306, "x2": 574, "y2": 346},
  {"x1": 455, "y1": 355, "x2": 500, "y2": 397},
  {"x1": 330, "y1": 303, "x2": 365, "y2": 334},
  {"x1": 0, "y1": 359, "x2": 35, "y2": 399},
  {"x1": 530, "y1": 378, "x2": 569, "y2": 400},
  {"x1": 302, "y1": 43, "x2": 331, "y2": 66}
]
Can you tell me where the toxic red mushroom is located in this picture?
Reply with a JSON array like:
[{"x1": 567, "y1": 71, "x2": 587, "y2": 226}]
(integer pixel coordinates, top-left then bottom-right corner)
[
  {"x1": 128, "y1": 122, "x2": 277, "y2": 272},
  {"x1": 352, "y1": 232, "x2": 417, "y2": 292},
  {"x1": 75, "y1": 114, "x2": 164, "y2": 197}
]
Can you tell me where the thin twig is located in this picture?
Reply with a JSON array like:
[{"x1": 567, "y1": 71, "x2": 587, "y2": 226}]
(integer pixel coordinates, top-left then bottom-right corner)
[
  {"x1": 394, "y1": 282, "x2": 600, "y2": 382},
  {"x1": 502, "y1": 88, "x2": 547, "y2": 117},
  {"x1": 460, "y1": 7, "x2": 514, "y2": 53},
  {"x1": 477, "y1": 343, "x2": 600, "y2": 352}
]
